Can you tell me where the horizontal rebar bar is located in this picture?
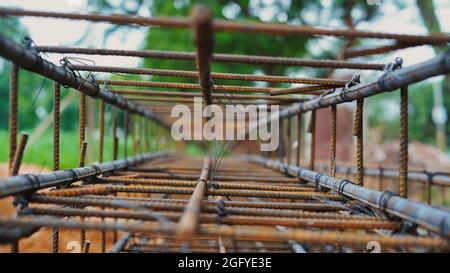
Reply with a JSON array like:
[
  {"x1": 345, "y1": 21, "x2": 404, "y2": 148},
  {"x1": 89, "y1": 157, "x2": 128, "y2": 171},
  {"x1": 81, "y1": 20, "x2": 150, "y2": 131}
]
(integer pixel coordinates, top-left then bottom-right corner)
[
  {"x1": 97, "y1": 80, "x2": 280, "y2": 93},
  {"x1": 28, "y1": 195, "x2": 379, "y2": 220},
  {"x1": 36, "y1": 46, "x2": 385, "y2": 70},
  {"x1": 94, "y1": 177, "x2": 317, "y2": 192},
  {"x1": 1, "y1": 8, "x2": 449, "y2": 44},
  {"x1": 0, "y1": 217, "x2": 447, "y2": 249},
  {"x1": 27, "y1": 207, "x2": 401, "y2": 230},
  {"x1": 68, "y1": 64, "x2": 347, "y2": 86},
  {"x1": 40, "y1": 184, "x2": 345, "y2": 201},
  {"x1": 32, "y1": 195, "x2": 345, "y2": 212},
  {"x1": 113, "y1": 89, "x2": 305, "y2": 102}
]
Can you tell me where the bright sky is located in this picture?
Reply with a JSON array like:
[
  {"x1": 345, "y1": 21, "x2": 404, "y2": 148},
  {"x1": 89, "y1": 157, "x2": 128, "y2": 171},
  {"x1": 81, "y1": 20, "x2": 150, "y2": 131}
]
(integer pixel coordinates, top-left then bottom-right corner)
[{"x1": 0, "y1": 0, "x2": 449, "y2": 74}]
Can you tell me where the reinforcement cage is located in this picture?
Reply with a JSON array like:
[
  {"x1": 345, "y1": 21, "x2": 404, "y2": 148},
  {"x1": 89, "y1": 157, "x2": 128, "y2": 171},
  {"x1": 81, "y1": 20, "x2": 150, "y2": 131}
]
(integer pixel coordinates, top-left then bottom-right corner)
[{"x1": 0, "y1": 5, "x2": 449, "y2": 253}]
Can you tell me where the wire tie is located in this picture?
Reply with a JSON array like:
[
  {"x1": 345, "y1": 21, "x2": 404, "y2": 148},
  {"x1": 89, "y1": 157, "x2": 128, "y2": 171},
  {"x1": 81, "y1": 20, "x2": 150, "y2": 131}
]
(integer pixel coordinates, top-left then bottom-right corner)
[{"x1": 377, "y1": 190, "x2": 398, "y2": 219}]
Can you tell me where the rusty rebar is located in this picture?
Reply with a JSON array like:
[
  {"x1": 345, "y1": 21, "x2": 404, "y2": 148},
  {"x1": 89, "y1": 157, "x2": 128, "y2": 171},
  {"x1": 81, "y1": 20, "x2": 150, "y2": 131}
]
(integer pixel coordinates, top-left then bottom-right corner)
[
  {"x1": 97, "y1": 79, "x2": 277, "y2": 93},
  {"x1": 113, "y1": 89, "x2": 304, "y2": 102},
  {"x1": 52, "y1": 82, "x2": 60, "y2": 253},
  {"x1": 69, "y1": 64, "x2": 347, "y2": 86},
  {"x1": 270, "y1": 85, "x2": 331, "y2": 96},
  {"x1": 28, "y1": 207, "x2": 400, "y2": 230},
  {"x1": 2, "y1": 8, "x2": 449, "y2": 44},
  {"x1": 191, "y1": 5, "x2": 214, "y2": 105},
  {"x1": 177, "y1": 158, "x2": 210, "y2": 241},
  {"x1": 8, "y1": 64, "x2": 19, "y2": 173},
  {"x1": 399, "y1": 86, "x2": 409, "y2": 198},
  {"x1": 353, "y1": 99, "x2": 364, "y2": 186},
  {"x1": 330, "y1": 105, "x2": 337, "y2": 177},
  {"x1": 10, "y1": 133, "x2": 28, "y2": 176},
  {"x1": 0, "y1": 217, "x2": 447, "y2": 249},
  {"x1": 36, "y1": 46, "x2": 385, "y2": 70}
]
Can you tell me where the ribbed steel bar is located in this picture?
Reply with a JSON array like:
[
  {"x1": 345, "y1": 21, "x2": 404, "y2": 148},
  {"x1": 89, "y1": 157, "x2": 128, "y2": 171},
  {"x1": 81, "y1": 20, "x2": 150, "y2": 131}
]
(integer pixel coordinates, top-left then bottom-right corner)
[
  {"x1": 177, "y1": 157, "x2": 210, "y2": 241},
  {"x1": 28, "y1": 207, "x2": 400, "y2": 230},
  {"x1": 0, "y1": 34, "x2": 168, "y2": 128},
  {"x1": 94, "y1": 177, "x2": 316, "y2": 192},
  {"x1": 0, "y1": 152, "x2": 169, "y2": 198},
  {"x1": 28, "y1": 195, "x2": 378, "y2": 220},
  {"x1": 399, "y1": 86, "x2": 409, "y2": 198},
  {"x1": 125, "y1": 96, "x2": 288, "y2": 105},
  {"x1": 191, "y1": 5, "x2": 214, "y2": 105},
  {"x1": 40, "y1": 184, "x2": 345, "y2": 201},
  {"x1": 127, "y1": 172, "x2": 299, "y2": 182},
  {"x1": 52, "y1": 82, "x2": 61, "y2": 253},
  {"x1": 10, "y1": 134, "x2": 28, "y2": 177},
  {"x1": 31, "y1": 195, "x2": 345, "y2": 212},
  {"x1": 245, "y1": 155, "x2": 450, "y2": 237},
  {"x1": 8, "y1": 64, "x2": 19, "y2": 173},
  {"x1": 0, "y1": 217, "x2": 447, "y2": 249},
  {"x1": 97, "y1": 80, "x2": 279, "y2": 93},
  {"x1": 113, "y1": 89, "x2": 304, "y2": 102},
  {"x1": 68, "y1": 64, "x2": 347, "y2": 86},
  {"x1": 1, "y1": 8, "x2": 449, "y2": 44},
  {"x1": 36, "y1": 46, "x2": 385, "y2": 70},
  {"x1": 270, "y1": 85, "x2": 332, "y2": 96}
]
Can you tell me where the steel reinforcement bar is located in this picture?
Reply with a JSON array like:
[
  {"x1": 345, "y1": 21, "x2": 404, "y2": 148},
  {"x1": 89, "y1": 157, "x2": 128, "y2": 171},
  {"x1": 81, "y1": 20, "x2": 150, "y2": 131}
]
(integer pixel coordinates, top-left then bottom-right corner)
[
  {"x1": 68, "y1": 64, "x2": 347, "y2": 86},
  {"x1": 0, "y1": 152, "x2": 170, "y2": 198},
  {"x1": 245, "y1": 155, "x2": 450, "y2": 237},
  {"x1": 1, "y1": 8, "x2": 449, "y2": 44},
  {"x1": 35, "y1": 46, "x2": 385, "y2": 70},
  {"x1": 0, "y1": 34, "x2": 169, "y2": 128},
  {"x1": 0, "y1": 217, "x2": 448, "y2": 249}
]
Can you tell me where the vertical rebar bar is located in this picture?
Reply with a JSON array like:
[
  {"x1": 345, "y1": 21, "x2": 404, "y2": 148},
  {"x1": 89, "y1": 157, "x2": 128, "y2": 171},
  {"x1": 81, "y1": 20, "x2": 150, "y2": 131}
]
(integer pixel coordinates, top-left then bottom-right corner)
[
  {"x1": 191, "y1": 4, "x2": 213, "y2": 106},
  {"x1": 399, "y1": 86, "x2": 408, "y2": 198},
  {"x1": 52, "y1": 82, "x2": 60, "y2": 253},
  {"x1": 330, "y1": 105, "x2": 337, "y2": 177},
  {"x1": 8, "y1": 64, "x2": 18, "y2": 173},
  {"x1": 79, "y1": 91, "x2": 87, "y2": 251},
  {"x1": 353, "y1": 99, "x2": 364, "y2": 186}
]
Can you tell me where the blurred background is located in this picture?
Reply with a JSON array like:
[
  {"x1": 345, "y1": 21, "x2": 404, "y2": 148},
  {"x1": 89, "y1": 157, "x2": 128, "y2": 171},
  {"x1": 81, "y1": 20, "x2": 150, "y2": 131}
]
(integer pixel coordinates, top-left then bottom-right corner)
[{"x1": 0, "y1": 0, "x2": 448, "y2": 172}]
